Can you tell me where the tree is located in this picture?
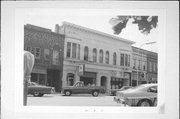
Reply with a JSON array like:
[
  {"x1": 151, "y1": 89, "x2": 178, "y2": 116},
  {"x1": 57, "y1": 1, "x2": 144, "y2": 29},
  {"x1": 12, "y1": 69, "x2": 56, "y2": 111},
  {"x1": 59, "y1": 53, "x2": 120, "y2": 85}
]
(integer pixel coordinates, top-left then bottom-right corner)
[{"x1": 109, "y1": 16, "x2": 158, "y2": 35}]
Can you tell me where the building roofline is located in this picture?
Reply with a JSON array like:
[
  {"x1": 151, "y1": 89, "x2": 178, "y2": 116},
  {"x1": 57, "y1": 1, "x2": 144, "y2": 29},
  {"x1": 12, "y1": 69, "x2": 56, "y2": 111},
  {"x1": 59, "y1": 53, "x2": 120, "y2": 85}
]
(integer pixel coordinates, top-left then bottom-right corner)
[
  {"x1": 62, "y1": 21, "x2": 135, "y2": 44},
  {"x1": 132, "y1": 46, "x2": 158, "y2": 54},
  {"x1": 24, "y1": 24, "x2": 64, "y2": 37}
]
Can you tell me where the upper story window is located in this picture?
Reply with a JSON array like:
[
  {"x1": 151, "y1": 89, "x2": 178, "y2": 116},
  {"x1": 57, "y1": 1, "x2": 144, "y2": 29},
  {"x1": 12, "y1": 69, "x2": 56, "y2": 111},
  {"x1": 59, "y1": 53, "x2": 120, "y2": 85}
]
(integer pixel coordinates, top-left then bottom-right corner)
[
  {"x1": 105, "y1": 51, "x2": 109, "y2": 64},
  {"x1": 113, "y1": 52, "x2": 117, "y2": 65},
  {"x1": 120, "y1": 54, "x2": 124, "y2": 66},
  {"x1": 99, "y1": 49, "x2": 103, "y2": 63},
  {"x1": 72, "y1": 43, "x2": 77, "y2": 58},
  {"x1": 77, "y1": 44, "x2": 80, "y2": 59},
  {"x1": 44, "y1": 49, "x2": 50, "y2": 60},
  {"x1": 35, "y1": 47, "x2": 41, "y2": 59},
  {"x1": 84, "y1": 46, "x2": 89, "y2": 61},
  {"x1": 120, "y1": 53, "x2": 130, "y2": 67},
  {"x1": 153, "y1": 62, "x2": 157, "y2": 72},
  {"x1": 67, "y1": 42, "x2": 71, "y2": 58},
  {"x1": 52, "y1": 50, "x2": 59, "y2": 65},
  {"x1": 143, "y1": 61, "x2": 146, "y2": 71},
  {"x1": 93, "y1": 48, "x2": 97, "y2": 62},
  {"x1": 66, "y1": 42, "x2": 80, "y2": 59},
  {"x1": 133, "y1": 59, "x2": 136, "y2": 69},
  {"x1": 149, "y1": 62, "x2": 152, "y2": 72}
]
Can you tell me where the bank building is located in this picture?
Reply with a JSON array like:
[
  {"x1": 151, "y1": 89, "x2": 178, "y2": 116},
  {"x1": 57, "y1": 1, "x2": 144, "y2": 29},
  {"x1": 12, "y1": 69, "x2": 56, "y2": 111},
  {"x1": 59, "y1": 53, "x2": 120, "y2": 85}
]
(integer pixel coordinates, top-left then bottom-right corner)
[{"x1": 55, "y1": 22, "x2": 135, "y2": 92}]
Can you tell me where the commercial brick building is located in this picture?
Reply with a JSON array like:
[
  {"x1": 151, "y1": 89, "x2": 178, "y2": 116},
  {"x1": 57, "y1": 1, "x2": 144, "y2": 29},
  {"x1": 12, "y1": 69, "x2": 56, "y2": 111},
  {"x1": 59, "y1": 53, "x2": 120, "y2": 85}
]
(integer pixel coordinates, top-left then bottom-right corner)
[{"x1": 24, "y1": 24, "x2": 65, "y2": 92}]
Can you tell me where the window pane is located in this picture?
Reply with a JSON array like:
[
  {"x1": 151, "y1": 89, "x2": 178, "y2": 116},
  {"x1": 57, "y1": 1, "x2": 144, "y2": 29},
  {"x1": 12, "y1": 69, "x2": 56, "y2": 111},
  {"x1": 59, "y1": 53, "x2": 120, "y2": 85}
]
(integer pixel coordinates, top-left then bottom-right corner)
[
  {"x1": 35, "y1": 48, "x2": 40, "y2": 58},
  {"x1": 53, "y1": 50, "x2": 59, "y2": 65},
  {"x1": 99, "y1": 50, "x2": 103, "y2": 63},
  {"x1": 72, "y1": 43, "x2": 77, "y2": 58},
  {"x1": 93, "y1": 48, "x2": 97, "y2": 62},
  {"x1": 113, "y1": 52, "x2": 116, "y2": 65},
  {"x1": 127, "y1": 55, "x2": 130, "y2": 67},
  {"x1": 67, "y1": 42, "x2": 71, "y2": 58},
  {"x1": 120, "y1": 54, "x2": 124, "y2": 66},
  {"x1": 84, "y1": 46, "x2": 89, "y2": 61},
  {"x1": 105, "y1": 51, "x2": 109, "y2": 64},
  {"x1": 125, "y1": 54, "x2": 128, "y2": 66},
  {"x1": 77, "y1": 44, "x2": 80, "y2": 59},
  {"x1": 44, "y1": 49, "x2": 50, "y2": 60}
]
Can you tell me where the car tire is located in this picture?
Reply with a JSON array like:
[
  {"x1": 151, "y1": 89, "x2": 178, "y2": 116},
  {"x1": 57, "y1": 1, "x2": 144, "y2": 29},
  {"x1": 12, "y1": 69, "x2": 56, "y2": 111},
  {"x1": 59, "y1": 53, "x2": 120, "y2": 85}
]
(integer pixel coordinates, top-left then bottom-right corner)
[
  {"x1": 64, "y1": 90, "x2": 71, "y2": 96},
  {"x1": 92, "y1": 90, "x2": 99, "y2": 97},
  {"x1": 137, "y1": 99, "x2": 153, "y2": 106}
]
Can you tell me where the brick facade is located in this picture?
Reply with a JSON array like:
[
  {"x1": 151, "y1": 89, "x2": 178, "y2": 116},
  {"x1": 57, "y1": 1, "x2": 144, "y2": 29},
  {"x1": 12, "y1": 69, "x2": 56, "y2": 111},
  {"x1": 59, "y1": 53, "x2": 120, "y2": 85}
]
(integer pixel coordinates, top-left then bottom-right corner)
[{"x1": 24, "y1": 24, "x2": 65, "y2": 92}]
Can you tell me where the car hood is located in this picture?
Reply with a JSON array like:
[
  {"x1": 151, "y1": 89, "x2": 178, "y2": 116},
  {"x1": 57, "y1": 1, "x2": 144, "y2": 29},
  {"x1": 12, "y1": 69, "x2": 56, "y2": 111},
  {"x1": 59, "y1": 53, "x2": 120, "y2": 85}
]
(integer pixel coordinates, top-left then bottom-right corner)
[
  {"x1": 62, "y1": 86, "x2": 74, "y2": 89},
  {"x1": 116, "y1": 89, "x2": 157, "y2": 98}
]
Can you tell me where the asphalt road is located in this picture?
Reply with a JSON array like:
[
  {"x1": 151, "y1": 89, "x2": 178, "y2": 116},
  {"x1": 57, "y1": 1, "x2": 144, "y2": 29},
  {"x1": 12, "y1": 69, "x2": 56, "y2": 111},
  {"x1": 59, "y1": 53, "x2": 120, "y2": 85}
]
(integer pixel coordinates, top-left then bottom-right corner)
[{"x1": 27, "y1": 93, "x2": 124, "y2": 106}]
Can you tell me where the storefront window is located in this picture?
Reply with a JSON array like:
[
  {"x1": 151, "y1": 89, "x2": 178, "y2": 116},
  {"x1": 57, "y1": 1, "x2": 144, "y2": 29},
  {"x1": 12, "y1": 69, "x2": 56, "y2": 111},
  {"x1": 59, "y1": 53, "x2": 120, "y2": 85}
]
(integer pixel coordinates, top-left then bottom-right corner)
[{"x1": 111, "y1": 77, "x2": 123, "y2": 89}]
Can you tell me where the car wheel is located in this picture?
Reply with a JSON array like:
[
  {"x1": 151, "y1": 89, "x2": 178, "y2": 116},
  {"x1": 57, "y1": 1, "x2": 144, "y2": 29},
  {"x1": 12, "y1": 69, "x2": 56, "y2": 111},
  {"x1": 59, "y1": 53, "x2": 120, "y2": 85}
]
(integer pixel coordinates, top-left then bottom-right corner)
[
  {"x1": 138, "y1": 99, "x2": 152, "y2": 106},
  {"x1": 33, "y1": 92, "x2": 43, "y2": 97},
  {"x1": 64, "y1": 90, "x2": 71, "y2": 96},
  {"x1": 92, "y1": 91, "x2": 99, "y2": 97}
]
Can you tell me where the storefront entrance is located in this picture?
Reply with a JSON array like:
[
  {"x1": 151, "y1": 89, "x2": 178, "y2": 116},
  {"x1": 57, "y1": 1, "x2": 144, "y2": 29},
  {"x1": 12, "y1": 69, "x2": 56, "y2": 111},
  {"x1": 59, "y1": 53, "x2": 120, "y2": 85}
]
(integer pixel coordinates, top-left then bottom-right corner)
[
  {"x1": 101, "y1": 76, "x2": 107, "y2": 88},
  {"x1": 47, "y1": 69, "x2": 61, "y2": 92}
]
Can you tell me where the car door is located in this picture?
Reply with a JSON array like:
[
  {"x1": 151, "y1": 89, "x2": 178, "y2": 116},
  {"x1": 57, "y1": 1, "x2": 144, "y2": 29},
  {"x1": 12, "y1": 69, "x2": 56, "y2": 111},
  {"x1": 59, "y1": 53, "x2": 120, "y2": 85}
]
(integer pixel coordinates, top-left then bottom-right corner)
[{"x1": 73, "y1": 82, "x2": 85, "y2": 94}]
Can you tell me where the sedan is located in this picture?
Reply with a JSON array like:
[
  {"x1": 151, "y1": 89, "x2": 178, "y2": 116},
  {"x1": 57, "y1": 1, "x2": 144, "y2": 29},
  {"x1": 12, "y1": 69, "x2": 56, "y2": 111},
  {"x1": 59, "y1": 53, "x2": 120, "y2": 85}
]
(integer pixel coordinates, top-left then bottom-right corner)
[
  {"x1": 114, "y1": 83, "x2": 157, "y2": 106},
  {"x1": 28, "y1": 82, "x2": 55, "y2": 97}
]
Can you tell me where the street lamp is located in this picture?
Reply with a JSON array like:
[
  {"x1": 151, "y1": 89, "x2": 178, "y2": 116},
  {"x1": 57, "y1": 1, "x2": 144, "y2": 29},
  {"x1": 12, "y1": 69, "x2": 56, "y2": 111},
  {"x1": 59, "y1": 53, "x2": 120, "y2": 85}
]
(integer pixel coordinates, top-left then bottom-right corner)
[{"x1": 136, "y1": 41, "x2": 156, "y2": 86}]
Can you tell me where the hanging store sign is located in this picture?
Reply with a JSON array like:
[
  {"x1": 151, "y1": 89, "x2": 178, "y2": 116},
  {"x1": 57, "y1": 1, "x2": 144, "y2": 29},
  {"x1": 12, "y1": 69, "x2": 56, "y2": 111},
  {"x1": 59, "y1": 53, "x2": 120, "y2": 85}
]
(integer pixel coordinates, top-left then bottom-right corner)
[{"x1": 78, "y1": 64, "x2": 85, "y2": 75}]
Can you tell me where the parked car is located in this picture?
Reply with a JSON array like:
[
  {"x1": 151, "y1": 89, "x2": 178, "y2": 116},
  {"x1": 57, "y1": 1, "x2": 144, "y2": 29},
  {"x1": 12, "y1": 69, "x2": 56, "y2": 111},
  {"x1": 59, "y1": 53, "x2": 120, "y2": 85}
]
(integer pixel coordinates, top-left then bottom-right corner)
[
  {"x1": 114, "y1": 83, "x2": 157, "y2": 106},
  {"x1": 109, "y1": 86, "x2": 132, "y2": 96},
  {"x1": 28, "y1": 82, "x2": 55, "y2": 97},
  {"x1": 61, "y1": 81, "x2": 106, "y2": 97}
]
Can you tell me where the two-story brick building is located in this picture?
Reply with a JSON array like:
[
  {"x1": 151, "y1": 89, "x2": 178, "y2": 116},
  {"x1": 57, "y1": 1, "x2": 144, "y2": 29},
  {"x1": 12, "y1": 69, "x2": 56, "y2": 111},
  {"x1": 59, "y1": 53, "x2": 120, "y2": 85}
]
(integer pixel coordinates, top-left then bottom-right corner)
[
  {"x1": 24, "y1": 24, "x2": 65, "y2": 92},
  {"x1": 147, "y1": 50, "x2": 158, "y2": 83},
  {"x1": 131, "y1": 46, "x2": 148, "y2": 86},
  {"x1": 55, "y1": 22, "x2": 135, "y2": 92}
]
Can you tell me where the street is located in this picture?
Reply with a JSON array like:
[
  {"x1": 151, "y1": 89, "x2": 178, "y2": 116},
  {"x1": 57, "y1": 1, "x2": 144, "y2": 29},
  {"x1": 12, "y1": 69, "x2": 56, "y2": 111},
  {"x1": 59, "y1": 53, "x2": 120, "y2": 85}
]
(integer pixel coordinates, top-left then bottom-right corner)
[{"x1": 27, "y1": 93, "x2": 124, "y2": 106}]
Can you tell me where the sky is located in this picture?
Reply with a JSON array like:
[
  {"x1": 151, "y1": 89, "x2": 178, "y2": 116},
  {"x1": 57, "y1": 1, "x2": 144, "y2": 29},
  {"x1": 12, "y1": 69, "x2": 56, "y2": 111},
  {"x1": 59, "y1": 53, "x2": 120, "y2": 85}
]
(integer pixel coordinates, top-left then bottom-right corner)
[{"x1": 24, "y1": 11, "x2": 159, "y2": 52}]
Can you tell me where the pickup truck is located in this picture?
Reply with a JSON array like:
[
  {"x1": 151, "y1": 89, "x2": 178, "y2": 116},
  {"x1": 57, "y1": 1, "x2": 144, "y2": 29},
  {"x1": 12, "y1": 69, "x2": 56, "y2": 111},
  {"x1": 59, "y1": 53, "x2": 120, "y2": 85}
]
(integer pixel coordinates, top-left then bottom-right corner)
[{"x1": 61, "y1": 81, "x2": 106, "y2": 97}]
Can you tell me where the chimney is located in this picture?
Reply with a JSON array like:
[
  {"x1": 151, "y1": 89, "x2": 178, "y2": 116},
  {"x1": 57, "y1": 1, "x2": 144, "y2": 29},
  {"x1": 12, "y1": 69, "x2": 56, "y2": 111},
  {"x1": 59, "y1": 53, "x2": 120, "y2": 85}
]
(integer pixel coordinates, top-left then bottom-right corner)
[{"x1": 55, "y1": 24, "x2": 60, "y2": 33}]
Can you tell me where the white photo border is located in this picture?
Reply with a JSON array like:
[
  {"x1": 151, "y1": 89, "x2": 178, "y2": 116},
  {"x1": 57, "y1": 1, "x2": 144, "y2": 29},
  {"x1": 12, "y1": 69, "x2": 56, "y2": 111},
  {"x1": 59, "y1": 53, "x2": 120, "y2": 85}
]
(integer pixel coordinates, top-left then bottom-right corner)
[{"x1": 1, "y1": 1, "x2": 179, "y2": 119}]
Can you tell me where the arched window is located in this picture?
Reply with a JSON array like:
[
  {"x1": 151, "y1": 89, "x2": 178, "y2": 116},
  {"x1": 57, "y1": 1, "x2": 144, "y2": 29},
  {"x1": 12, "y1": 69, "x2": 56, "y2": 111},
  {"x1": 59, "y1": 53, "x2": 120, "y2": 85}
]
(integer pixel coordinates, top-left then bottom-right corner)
[
  {"x1": 113, "y1": 52, "x2": 117, "y2": 65},
  {"x1": 105, "y1": 51, "x2": 109, "y2": 64},
  {"x1": 99, "y1": 49, "x2": 103, "y2": 63},
  {"x1": 93, "y1": 48, "x2": 97, "y2": 62},
  {"x1": 84, "y1": 46, "x2": 89, "y2": 61}
]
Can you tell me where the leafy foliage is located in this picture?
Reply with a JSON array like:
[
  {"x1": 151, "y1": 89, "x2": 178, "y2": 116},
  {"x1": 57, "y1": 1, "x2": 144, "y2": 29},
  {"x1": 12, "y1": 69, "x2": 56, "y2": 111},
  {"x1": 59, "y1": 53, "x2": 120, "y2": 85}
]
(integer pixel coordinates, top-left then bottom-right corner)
[{"x1": 109, "y1": 16, "x2": 158, "y2": 35}]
